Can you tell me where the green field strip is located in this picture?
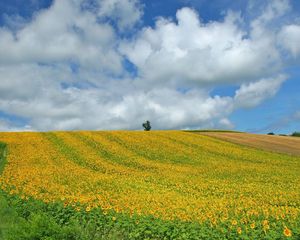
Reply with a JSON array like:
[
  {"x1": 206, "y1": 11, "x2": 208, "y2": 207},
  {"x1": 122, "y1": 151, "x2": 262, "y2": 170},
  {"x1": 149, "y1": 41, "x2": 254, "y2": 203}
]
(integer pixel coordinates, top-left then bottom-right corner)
[
  {"x1": 42, "y1": 132, "x2": 103, "y2": 172},
  {"x1": 69, "y1": 131, "x2": 160, "y2": 173},
  {"x1": 96, "y1": 131, "x2": 201, "y2": 165},
  {"x1": 66, "y1": 131, "x2": 158, "y2": 174},
  {"x1": 97, "y1": 131, "x2": 269, "y2": 176},
  {"x1": 142, "y1": 131, "x2": 210, "y2": 162},
  {"x1": 150, "y1": 132, "x2": 262, "y2": 177},
  {"x1": 84, "y1": 132, "x2": 203, "y2": 188},
  {"x1": 165, "y1": 132, "x2": 265, "y2": 167},
  {"x1": 181, "y1": 131, "x2": 297, "y2": 165},
  {"x1": 54, "y1": 131, "x2": 126, "y2": 173},
  {"x1": 193, "y1": 131, "x2": 300, "y2": 160},
  {"x1": 0, "y1": 142, "x2": 7, "y2": 174},
  {"x1": 202, "y1": 133, "x2": 300, "y2": 173},
  {"x1": 32, "y1": 132, "x2": 70, "y2": 167},
  {"x1": 156, "y1": 132, "x2": 300, "y2": 185},
  {"x1": 151, "y1": 131, "x2": 236, "y2": 164},
  {"x1": 84, "y1": 132, "x2": 207, "y2": 187},
  {"x1": 91, "y1": 131, "x2": 207, "y2": 174},
  {"x1": 63, "y1": 132, "x2": 187, "y2": 204}
]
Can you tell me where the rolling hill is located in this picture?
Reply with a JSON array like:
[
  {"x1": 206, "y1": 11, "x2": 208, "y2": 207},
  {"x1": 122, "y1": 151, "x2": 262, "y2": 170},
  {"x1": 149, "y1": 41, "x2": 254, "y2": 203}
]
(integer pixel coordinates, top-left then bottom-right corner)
[{"x1": 0, "y1": 131, "x2": 299, "y2": 239}]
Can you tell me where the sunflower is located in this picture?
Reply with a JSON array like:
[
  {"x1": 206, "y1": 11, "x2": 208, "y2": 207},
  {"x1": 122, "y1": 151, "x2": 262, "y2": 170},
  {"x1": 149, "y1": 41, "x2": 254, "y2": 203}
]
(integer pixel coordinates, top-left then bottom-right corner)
[
  {"x1": 85, "y1": 206, "x2": 91, "y2": 212},
  {"x1": 283, "y1": 227, "x2": 292, "y2": 237}
]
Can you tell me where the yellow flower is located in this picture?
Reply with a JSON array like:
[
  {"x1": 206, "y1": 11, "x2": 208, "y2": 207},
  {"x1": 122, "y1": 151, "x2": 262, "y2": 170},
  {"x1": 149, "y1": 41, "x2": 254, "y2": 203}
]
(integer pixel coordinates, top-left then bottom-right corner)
[
  {"x1": 75, "y1": 207, "x2": 81, "y2": 212},
  {"x1": 232, "y1": 220, "x2": 238, "y2": 226},
  {"x1": 237, "y1": 227, "x2": 242, "y2": 235},
  {"x1": 283, "y1": 227, "x2": 292, "y2": 237},
  {"x1": 85, "y1": 206, "x2": 91, "y2": 212},
  {"x1": 262, "y1": 220, "x2": 268, "y2": 226},
  {"x1": 112, "y1": 216, "x2": 116, "y2": 221},
  {"x1": 250, "y1": 223, "x2": 255, "y2": 229}
]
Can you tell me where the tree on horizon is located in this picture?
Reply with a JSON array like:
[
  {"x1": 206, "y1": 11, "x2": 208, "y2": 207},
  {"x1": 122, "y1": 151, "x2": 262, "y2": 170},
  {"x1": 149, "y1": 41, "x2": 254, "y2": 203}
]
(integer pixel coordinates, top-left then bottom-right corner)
[{"x1": 142, "y1": 120, "x2": 151, "y2": 131}]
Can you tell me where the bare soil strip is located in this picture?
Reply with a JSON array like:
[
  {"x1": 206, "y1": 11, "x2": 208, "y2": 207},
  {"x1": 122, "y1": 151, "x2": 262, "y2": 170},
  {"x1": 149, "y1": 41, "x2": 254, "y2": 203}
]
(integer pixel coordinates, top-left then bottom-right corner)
[{"x1": 196, "y1": 132, "x2": 300, "y2": 156}]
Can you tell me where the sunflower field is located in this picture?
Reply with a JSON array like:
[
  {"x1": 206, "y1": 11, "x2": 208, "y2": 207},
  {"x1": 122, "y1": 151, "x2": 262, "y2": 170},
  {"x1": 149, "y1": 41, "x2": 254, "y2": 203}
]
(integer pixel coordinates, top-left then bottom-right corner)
[{"x1": 0, "y1": 131, "x2": 299, "y2": 239}]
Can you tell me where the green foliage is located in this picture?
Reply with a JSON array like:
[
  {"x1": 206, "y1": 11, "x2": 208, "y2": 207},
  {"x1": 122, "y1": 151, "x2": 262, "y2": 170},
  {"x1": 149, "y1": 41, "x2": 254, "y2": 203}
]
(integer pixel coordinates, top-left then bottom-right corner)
[
  {"x1": 291, "y1": 131, "x2": 300, "y2": 137},
  {"x1": 267, "y1": 132, "x2": 275, "y2": 135},
  {"x1": 0, "y1": 142, "x2": 7, "y2": 174},
  {"x1": 0, "y1": 191, "x2": 299, "y2": 240},
  {"x1": 142, "y1": 120, "x2": 151, "y2": 131}
]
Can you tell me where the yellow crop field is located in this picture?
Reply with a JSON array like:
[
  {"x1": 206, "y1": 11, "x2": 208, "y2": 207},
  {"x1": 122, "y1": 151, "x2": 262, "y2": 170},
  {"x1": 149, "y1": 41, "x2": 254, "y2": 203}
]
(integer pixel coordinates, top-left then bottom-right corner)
[{"x1": 0, "y1": 131, "x2": 299, "y2": 239}]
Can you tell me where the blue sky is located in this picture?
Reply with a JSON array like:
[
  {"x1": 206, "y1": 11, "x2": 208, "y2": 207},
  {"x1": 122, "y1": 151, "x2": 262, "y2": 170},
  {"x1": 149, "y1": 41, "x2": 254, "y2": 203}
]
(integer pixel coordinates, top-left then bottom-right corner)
[{"x1": 0, "y1": 0, "x2": 299, "y2": 133}]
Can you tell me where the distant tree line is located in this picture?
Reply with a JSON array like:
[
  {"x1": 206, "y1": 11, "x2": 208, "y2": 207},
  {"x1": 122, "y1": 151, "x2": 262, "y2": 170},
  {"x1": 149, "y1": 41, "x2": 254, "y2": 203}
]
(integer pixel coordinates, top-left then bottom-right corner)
[
  {"x1": 267, "y1": 131, "x2": 300, "y2": 137},
  {"x1": 292, "y1": 132, "x2": 300, "y2": 137}
]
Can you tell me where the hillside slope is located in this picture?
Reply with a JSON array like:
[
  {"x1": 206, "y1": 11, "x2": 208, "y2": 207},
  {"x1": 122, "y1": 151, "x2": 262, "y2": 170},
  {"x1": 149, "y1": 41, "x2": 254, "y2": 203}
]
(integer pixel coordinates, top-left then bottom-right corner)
[
  {"x1": 0, "y1": 131, "x2": 299, "y2": 239},
  {"x1": 197, "y1": 132, "x2": 300, "y2": 156}
]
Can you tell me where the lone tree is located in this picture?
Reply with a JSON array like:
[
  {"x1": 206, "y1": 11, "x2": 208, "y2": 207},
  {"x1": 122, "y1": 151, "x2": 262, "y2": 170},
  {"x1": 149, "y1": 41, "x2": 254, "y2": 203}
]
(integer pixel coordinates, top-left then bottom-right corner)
[{"x1": 142, "y1": 120, "x2": 151, "y2": 131}]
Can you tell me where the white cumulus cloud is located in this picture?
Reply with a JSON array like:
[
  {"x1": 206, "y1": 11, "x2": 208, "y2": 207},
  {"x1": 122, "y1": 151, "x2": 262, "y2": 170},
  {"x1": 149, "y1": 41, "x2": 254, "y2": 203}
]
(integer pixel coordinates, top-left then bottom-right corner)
[
  {"x1": 278, "y1": 24, "x2": 300, "y2": 57},
  {"x1": 95, "y1": 0, "x2": 143, "y2": 30},
  {"x1": 120, "y1": 7, "x2": 282, "y2": 87},
  {"x1": 234, "y1": 75, "x2": 287, "y2": 108},
  {"x1": 0, "y1": 0, "x2": 298, "y2": 131}
]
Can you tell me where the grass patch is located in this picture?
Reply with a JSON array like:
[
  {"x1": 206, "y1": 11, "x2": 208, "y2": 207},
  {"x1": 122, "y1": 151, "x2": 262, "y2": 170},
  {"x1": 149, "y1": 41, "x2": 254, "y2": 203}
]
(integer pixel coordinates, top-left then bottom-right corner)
[{"x1": 0, "y1": 191, "x2": 237, "y2": 240}]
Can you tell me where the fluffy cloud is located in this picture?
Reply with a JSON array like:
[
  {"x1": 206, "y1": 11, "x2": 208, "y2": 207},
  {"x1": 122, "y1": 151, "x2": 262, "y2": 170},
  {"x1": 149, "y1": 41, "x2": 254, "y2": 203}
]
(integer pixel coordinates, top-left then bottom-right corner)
[
  {"x1": 278, "y1": 24, "x2": 300, "y2": 57},
  {"x1": 96, "y1": 0, "x2": 143, "y2": 30},
  {"x1": 0, "y1": 0, "x2": 123, "y2": 75},
  {"x1": 107, "y1": 89, "x2": 234, "y2": 130},
  {"x1": 0, "y1": 63, "x2": 234, "y2": 130},
  {"x1": 234, "y1": 75, "x2": 287, "y2": 108},
  {"x1": 120, "y1": 7, "x2": 282, "y2": 87},
  {"x1": 0, "y1": 0, "x2": 298, "y2": 131}
]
